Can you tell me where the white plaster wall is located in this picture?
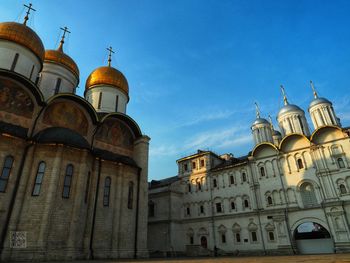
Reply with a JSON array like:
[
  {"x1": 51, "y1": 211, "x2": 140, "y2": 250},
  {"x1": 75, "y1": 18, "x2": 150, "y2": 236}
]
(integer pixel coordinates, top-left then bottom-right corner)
[
  {"x1": 85, "y1": 86, "x2": 128, "y2": 114},
  {"x1": 0, "y1": 40, "x2": 41, "y2": 82},
  {"x1": 39, "y1": 62, "x2": 78, "y2": 100}
]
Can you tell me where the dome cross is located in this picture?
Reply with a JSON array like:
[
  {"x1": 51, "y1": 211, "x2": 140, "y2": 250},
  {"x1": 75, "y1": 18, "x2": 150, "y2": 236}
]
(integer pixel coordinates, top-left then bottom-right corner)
[
  {"x1": 280, "y1": 85, "x2": 289, "y2": 105},
  {"x1": 58, "y1": 26, "x2": 71, "y2": 52},
  {"x1": 310, "y1": 80, "x2": 318, "y2": 99},
  {"x1": 254, "y1": 102, "x2": 261, "y2": 119},
  {"x1": 23, "y1": 3, "x2": 36, "y2": 26},
  {"x1": 107, "y1": 46, "x2": 115, "y2": 67}
]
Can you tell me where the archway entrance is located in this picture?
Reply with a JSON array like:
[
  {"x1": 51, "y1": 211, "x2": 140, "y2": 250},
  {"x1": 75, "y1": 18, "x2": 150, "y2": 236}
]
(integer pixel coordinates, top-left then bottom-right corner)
[
  {"x1": 200, "y1": 236, "x2": 207, "y2": 248},
  {"x1": 294, "y1": 222, "x2": 334, "y2": 254}
]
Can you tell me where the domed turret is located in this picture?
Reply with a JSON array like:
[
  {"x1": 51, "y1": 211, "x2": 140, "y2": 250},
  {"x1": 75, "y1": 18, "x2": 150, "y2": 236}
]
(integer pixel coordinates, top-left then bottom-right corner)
[
  {"x1": 85, "y1": 47, "x2": 129, "y2": 114},
  {"x1": 251, "y1": 103, "x2": 273, "y2": 145},
  {"x1": 308, "y1": 81, "x2": 340, "y2": 129},
  {"x1": 38, "y1": 27, "x2": 80, "y2": 100},
  {"x1": 269, "y1": 115, "x2": 282, "y2": 146},
  {"x1": 277, "y1": 85, "x2": 310, "y2": 137},
  {"x1": 0, "y1": 6, "x2": 44, "y2": 82}
]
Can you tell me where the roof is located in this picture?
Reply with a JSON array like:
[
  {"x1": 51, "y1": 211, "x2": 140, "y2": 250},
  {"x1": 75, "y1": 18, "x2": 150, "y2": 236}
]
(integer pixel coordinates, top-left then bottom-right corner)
[
  {"x1": 211, "y1": 155, "x2": 248, "y2": 171},
  {"x1": 0, "y1": 121, "x2": 28, "y2": 138},
  {"x1": 93, "y1": 148, "x2": 139, "y2": 168},
  {"x1": 309, "y1": 97, "x2": 332, "y2": 109},
  {"x1": 278, "y1": 104, "x2": 303, "y2": 118},
  {"x1": 149, "y1": 175, "x2": 179, "y2": 189}
]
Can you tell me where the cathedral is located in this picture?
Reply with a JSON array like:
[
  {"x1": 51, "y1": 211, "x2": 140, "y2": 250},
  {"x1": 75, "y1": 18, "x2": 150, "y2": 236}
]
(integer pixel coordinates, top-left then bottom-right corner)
[
  {"x1": 148, "y1": 84, "x2": 350, "y2": 256},
  {"x1": 0, "y1": 4, "x2": 149, "y2": 261}
]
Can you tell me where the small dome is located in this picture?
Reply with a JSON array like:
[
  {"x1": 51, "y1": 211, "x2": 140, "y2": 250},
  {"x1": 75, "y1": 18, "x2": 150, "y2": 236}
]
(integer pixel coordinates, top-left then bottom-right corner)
[
  {"x1": 0, "y1": 22, "x2": 44, "y2": 62},
  {"x1": 309, "y1": 97, "x2": 331, "y2": 109},
  {"x1": 85, "y1": 66, "x2": 129, "y2": 95},
  {"x1": 45, "y1": 49, "x2": 79, "y2": 79},
  {"x1": 252, "y1": 118, "x2": 269, "y2": 126},
  {"x1": 278, "y1": 104, "x2": 303, "y2": 118}
]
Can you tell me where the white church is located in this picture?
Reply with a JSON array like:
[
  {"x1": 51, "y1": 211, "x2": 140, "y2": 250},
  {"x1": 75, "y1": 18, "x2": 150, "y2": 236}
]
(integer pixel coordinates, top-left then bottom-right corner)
[{"x1": 148, "y1": 83, "x2": 350, "y2": 256}]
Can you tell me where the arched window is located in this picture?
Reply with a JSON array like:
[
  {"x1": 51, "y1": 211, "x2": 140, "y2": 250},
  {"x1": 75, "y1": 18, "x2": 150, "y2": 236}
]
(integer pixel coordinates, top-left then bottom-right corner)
[
  {"x1": 236, "y1": 233, "x2": 241, "y2": 242},
  {"x1": 128, "y1": 181, "x2": 134, "y2": 209},
  {"x1": 188, "y1": 183, "x2": 191, "y2": 192},
  {"x1": 62, "y1": 164, "x2": 73, "y2": 198},
  {"x1": 300, "y1": 182, "x2": 318, "y2": 207},
  {"x1": 231, "y1": 201, "x2": 236, "y2": 210},
  {"x1": 268, "y1": 231, "x2": 275, "y2": 241},
  {"x1": 0, "y1": 155, "x2": 14, "y2": 192},
  {"x1": 338, "y1": 158, "x2": 345, "y2": 169},
  {"x1": 244, "y1": 199, "x2": 249, "y2": 208},
  {"x1": 32, "y1": 162, "x2": 46, "y2": 196},
  {"x1": 267, "y1": 196, "x2": 273, "y2": 205},
  {"x1": 213, "y1": 178, "x2": 217, "y2": 188},
  {"x1": 340, "y1": 184, "x2": 347, "y2": 194},
  {"x1": 260, "y1": 167, "x2": 265, "y2": 177},
  {"x1": 197, "y1": 181, "x2": 202, "y2": 191},
  {"x1": 242, "y1": 172, "x2": 247, "y2": 182},
  {"x1": 297, "y1": 158, "x2": 304, "y2": 169},
  {"x1": 54, "y1": 78, "x2": 62, "y2": 94},
  {"x1": 103, "y1": 177, "x2": 111, "y2": 207},
  {"x1": 230, "y1": 175, "x2": 235, "y2": 185},
  {"x1": 10, "y1": 53, "x2": 19, "y2": 71}
]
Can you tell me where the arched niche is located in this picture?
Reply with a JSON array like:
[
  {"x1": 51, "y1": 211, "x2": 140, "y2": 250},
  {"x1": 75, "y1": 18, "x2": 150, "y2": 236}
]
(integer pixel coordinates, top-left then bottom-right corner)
[
  {"x1": 310, "y1": 125, "x2": 345, "y2": 145},
  {"x1": 251, "y1": 142, "x2": 279, "y2": 159}
]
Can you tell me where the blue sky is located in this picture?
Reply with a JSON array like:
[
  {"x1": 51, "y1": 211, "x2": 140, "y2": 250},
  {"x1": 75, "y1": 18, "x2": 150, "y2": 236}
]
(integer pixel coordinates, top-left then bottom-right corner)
[{"x1": 2, "y1": 1, "x2": 350, "y2": 180}]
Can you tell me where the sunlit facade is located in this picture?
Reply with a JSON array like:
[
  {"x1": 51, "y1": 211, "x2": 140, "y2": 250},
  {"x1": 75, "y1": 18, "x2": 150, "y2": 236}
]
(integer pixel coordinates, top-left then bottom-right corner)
[{"x1": 148, "y1": 85, "x2": 350, "y2": 256}]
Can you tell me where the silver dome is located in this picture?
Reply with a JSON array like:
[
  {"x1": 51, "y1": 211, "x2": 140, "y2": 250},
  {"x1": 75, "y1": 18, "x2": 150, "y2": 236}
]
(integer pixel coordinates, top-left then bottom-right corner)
[
  {"x1": 278, "y1": 104, "x2": 303, "y2": 118},
  {"x1": 252, "y1": 118, "x2": 269, "y2": 126},
  {"x1": 309, "y1": 97, "x2": 331, "y2": 109}
]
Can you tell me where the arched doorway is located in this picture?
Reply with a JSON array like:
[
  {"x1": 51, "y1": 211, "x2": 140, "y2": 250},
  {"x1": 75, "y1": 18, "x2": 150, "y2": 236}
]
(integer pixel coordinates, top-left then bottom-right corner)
[
  {"x1": 294, "y1": 222, "x2": 334, "y2": 254},
  {"x1": 200, "y1": 236, "x2": 207, "y2": 248}
]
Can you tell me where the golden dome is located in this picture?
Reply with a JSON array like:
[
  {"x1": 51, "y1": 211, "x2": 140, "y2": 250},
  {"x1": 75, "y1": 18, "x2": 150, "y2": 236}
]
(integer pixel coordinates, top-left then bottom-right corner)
[
  {"x1": 0, "y1": 22, "x2": 45, "y2": 62},
  {"x1": 45, "y1": 49, "x2": 79, "y2": 79},
  {"x1": 85, "y1": 66, "x2": 129, "y2": 95}
]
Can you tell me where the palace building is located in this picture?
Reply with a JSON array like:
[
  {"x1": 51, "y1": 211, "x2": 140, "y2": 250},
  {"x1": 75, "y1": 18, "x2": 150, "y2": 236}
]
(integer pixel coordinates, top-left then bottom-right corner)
[
  {"x1": 148, "y1": 83, "x2": 350, "y2": 256},
  {"x1": 0, "y1": 4, "x2": 150, "y2": 261}
]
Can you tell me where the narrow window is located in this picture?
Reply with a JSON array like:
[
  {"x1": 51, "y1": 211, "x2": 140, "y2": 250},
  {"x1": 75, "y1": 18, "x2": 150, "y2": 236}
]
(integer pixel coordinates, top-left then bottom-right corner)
[
  {"x1": 260, "y1": 167, "x2": 265, "y2": 177},
  {"x1": 62, "y1": 164, "x2": 73, "y2": 198},
  {"x1": 244, "y1": 199, "x2": 249, "y2": 208},
  {"x1": 297, "y1": 158, "x2": 304, "y2": 169},
  {"x1": 242, "y1": 172, "x2": 247, "y2": 182},
  {"x1": 29, "y1": 65, "x2": 35, "y2": 80},
  {"x1": 221, "y1": 234, "x2": 226, "y2": 243},
  {"x1": 236, "y1": 233, "x2": 241, "y2": 242},
  {"x1": 251, "y1": 231, "x2": 257, "y2": 242},
  {"x1": 186, "y1": 207, "x2": 190, "y2": 215},
  {"x1": 115, "y1": 95, "x2": 119, "y2": 112},
  {"x1": 190, "y1": 236, "x2": 194, "y2": 244},
  {"x1": 128, "y1": 181, "x2": 134, "y2": 209},
  {"x1": 269, "y1": 231, "x2": 275, "y2": 241},
  {"x1": 149, "y1": 201, "x2": 155, "y2": 217},
  {"x1": 230, "y1": 175, "x2": 235, "y2": 185},
  {"x1": 338, "y1": 158, "x2": 345, "y2": 169},
  {"x1": 197, "y1": 181, "x2": 201, "y2": 191},
  {"x1": 192, "y1": 161, "x2": 196, "y2": 169},
  {"x1": 340, "y1": 184, "x2": 347, "y2": 194},
  {"x1": 103, "y1": 177, "x2": 111, "y2": 207},
  {"x1": 231, "y1": 201, "x2": 235, "y2": 210},
  {"x1": 54, "y1": 78, "x2": 61, "y2": 94},
  {"x1": 200, "y1": 205, "x2": 204, "y2": 214},
  {"x1": 0, "y1": 156, "x2": 14, "y2": 193},
  {"x1": 84, "y1": 171, "x2": 91, "y2": 204},
  {"x1": 10, "y1": 53, "x2": 19, "y2": 71},
  {"x1": 200, "y1": 159, "x2": 205, "y2": 167},
  {"x1": 97, "y1": 92, "x2": 102, "y2": 109},
  {"x1": 188, "y1": 183, "x2": 191, "y2": 192},
  {"x1": 184, "y1": 163, "x2": 188, "y2": 171},
  {"x1": 216, "y1": 202, "x2": 222, "y2": 213},
  {"x1": 267, "y1": 196, "x2": 273, "y2": 205},
  {"x1": 213, "y1": 178, "x2": 217, "y2": 188},
  {"x1": 32, "y1": 161, "x2": 45, "y2": 196}
]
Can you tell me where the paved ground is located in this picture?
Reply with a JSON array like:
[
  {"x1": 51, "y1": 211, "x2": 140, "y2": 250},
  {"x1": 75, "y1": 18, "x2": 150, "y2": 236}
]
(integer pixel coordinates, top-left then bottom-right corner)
[{"x1": 41, "y1": 254, "x2": 350, "y2": 263}]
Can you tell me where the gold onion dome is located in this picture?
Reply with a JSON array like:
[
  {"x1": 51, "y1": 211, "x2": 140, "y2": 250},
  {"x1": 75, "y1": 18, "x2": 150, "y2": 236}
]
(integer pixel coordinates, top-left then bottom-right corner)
[
  {"x1": 45, "y1": 46, "x2": 80, "y2": 79},
  {"x1": 85, "y1": 66, "x2": 129, "y2": 95},
  {"x1": 0, "y1": 22, "x2": 45, "y2": 62}
]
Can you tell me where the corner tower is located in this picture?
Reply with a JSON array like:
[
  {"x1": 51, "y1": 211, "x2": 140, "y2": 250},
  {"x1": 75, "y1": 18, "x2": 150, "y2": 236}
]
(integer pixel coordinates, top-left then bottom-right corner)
[
  {"x1": 308, "y1": 81, "x2": 341, "y2": 129},
  {"x1": 85, "y1": 47, "x2": 129, "y2": 114}
]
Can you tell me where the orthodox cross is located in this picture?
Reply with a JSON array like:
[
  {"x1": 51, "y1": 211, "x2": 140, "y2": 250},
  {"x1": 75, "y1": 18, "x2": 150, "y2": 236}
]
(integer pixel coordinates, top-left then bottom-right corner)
[
  {"x1": 254, "y1": 102, "x2": 261, "y2": 119},
  {"x1": 107, "y1": 46, "x2": 115, "y2": 67},
  {"x1": 268, "y1": 115, "x2": 274, "y2": 129},
  {"x1": 23, "y1": 3, "x2": 36, "y2": 26},
  {"x1": 310, "y1": 80, "x2": 318, "y2": 98},
  {"x1": 280, "y1": 85, "x2": 289, "y2": 105},
  {"x1": 58, "y1": 26, "x2": 71, "y2": 51}
]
